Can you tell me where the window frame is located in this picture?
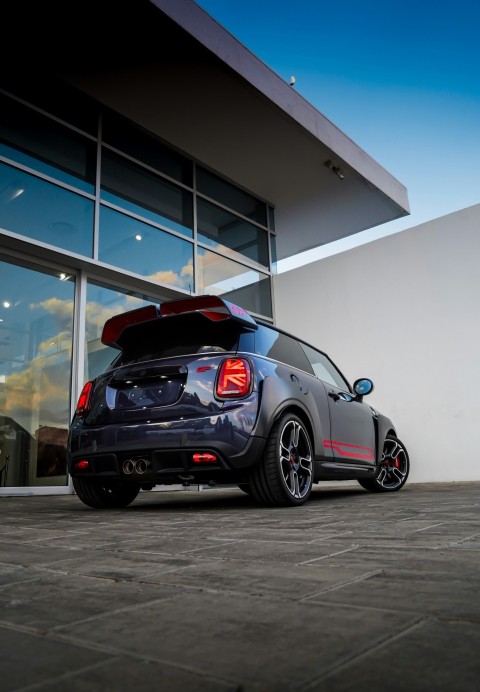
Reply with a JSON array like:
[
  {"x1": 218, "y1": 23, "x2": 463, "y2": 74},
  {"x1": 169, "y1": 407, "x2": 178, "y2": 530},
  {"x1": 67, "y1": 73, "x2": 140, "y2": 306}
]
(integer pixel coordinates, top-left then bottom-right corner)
[{"x1": 299, "y1": 341, "x2": 352, "y2": 392}]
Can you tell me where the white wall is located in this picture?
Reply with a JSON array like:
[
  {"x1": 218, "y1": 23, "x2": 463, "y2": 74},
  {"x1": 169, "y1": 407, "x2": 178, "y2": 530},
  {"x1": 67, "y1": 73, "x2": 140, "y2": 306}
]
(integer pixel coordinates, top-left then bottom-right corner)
[{"x1": 274, "y1": 204, "x2": 480, "y2": 483}]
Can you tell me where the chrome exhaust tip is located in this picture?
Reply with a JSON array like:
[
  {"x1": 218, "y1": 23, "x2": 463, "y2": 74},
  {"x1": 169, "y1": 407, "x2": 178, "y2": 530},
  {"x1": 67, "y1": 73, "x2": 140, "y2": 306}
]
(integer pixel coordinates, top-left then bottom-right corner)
[
  {"x1": 135, "y1": 458, "x2": 148, "y2": 475},
  {"x1": 123, "y1": 459, "x2": 135, "y2": 475}
]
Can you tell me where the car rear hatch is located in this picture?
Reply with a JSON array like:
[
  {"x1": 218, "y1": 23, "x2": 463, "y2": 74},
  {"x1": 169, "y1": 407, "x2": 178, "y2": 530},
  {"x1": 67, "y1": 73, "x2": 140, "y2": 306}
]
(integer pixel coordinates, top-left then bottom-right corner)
[{"x1": 81, "y1": 296, "x2": 257, "y2": 426}]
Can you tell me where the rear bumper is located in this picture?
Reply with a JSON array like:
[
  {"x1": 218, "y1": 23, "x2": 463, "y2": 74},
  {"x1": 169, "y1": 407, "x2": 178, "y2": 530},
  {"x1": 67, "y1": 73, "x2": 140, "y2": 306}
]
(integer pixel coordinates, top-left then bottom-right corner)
[
  {"x1": 68, "y1": 433, "x2": 266, "y2": 485},
  {"x1": 68, "y1": 403, "x2": 266, "y2": 484}
]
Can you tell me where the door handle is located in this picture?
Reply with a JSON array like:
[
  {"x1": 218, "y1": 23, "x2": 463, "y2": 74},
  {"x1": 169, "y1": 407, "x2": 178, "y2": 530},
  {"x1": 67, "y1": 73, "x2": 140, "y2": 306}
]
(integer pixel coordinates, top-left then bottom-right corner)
[{"x1": 328, "y1": 390, "x2": 340, "y2": 401}]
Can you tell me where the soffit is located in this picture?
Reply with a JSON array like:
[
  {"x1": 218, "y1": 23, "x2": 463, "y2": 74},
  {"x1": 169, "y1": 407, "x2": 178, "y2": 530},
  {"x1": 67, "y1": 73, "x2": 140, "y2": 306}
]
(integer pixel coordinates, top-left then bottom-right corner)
[{"x1": 2, "y1": 0, "x2": 409, "y2": 259}]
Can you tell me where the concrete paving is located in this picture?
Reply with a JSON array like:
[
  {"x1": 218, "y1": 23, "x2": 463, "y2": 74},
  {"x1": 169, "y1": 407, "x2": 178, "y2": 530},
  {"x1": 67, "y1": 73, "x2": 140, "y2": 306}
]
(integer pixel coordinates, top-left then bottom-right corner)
[{"x1": 1, "y1": 481, "x2": 479, "y2": 692}]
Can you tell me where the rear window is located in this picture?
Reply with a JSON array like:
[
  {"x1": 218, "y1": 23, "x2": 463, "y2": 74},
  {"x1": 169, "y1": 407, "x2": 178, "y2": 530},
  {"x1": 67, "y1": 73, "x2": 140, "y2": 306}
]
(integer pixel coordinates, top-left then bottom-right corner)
[{"x1": 109, "y1": 313, "x2": 253, "y2": 368}]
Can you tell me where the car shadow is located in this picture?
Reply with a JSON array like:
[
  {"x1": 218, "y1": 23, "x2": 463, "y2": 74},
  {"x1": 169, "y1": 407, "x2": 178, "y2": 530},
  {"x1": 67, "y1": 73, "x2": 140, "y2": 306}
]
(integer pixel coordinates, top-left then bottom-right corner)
[{"x1": 68, "y1": 483, "x2": 370, "y2": 513}]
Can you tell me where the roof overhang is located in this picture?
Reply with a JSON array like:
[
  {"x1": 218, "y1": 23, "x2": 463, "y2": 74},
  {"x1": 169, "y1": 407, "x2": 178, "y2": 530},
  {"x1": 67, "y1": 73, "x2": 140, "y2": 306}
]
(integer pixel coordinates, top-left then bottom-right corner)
[{"x1": 3, "y1": 0, "x2": 409, "y2": 260}]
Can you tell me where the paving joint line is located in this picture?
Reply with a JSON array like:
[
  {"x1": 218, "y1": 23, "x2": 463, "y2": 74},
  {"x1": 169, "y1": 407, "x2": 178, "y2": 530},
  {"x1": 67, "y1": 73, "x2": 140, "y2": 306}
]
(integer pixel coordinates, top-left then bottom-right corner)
[{"x1": 297, "y1": 615, "x2": 428, "y2": 690}]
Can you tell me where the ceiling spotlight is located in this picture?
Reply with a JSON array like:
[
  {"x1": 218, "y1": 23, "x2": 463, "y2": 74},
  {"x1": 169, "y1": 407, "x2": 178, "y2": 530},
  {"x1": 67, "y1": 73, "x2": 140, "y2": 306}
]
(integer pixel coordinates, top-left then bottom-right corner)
[
  {"x1": 0, "y1": 183, "x2": 25, "y2": 203},
  {"x1": 2, "y1": 301, "x2": 11, "y2": 309},
  {"x1": 135, "y1": 234, "x2": 142, "y2": 241},
  {"x1": 324, "y1": 159, "x2": 345, "y2": 180}
]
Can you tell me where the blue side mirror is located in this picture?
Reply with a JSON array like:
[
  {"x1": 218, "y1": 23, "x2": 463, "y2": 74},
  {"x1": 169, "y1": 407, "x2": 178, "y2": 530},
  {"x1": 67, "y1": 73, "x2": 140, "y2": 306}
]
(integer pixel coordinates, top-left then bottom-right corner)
[{"x1": 353, "y1": 378, "x2": 374, "y2": 397}]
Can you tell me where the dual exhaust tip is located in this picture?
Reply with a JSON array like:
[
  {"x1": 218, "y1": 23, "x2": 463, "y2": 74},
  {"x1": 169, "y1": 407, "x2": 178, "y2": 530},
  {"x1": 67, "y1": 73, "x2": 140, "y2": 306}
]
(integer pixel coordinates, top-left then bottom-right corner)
[{"x1": 122, "y1": 458, "x2": 149, "y2": 475}]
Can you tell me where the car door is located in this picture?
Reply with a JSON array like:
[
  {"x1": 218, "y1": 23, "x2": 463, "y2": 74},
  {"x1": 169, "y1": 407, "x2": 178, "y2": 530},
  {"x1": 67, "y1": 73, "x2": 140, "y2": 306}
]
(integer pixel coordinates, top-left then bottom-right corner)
[{"x1": 300, "y1": 343, "x2": 376, "y2": 466}]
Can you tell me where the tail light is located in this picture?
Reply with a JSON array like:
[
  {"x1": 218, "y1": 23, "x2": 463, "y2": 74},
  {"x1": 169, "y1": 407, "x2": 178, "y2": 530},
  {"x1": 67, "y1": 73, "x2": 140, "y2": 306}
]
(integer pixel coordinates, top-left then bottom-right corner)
[
  {"x1": 216, "y1": 358, "x2": 251, "y2": 398},
  {"x1": 75, "y1": 381, "x2": 93, "y2": 416}
]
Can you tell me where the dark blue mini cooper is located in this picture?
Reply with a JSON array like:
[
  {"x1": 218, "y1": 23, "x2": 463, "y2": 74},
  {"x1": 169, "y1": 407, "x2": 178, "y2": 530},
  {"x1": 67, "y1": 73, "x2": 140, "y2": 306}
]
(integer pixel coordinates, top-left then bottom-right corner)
[{"x1": 68, "y1": 295, "x2": 410, "y2": 508}]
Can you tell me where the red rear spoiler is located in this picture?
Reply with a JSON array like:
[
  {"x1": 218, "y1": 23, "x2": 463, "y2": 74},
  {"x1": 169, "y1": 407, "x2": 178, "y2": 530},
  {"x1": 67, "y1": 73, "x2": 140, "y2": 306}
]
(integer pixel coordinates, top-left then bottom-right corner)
[{"x1": 101, "y1": 295, "x2": 257, "y2": 348}]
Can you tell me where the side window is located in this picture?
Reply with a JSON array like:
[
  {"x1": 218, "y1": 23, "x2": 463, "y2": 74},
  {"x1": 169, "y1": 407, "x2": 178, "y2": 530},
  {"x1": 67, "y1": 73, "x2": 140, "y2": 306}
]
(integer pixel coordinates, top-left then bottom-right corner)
[
  {"x1": 255, "y1": 325, "x2": 314, "y2": 375},
  {"x1": 301, "y1": 343, "x2": 350, "y2": 390}
]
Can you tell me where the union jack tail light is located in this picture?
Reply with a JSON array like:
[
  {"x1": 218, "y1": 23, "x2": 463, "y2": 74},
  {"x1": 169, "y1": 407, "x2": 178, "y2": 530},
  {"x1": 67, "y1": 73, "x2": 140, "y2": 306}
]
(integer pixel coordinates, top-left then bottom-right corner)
[
  {"x1": 216, "y1": 358, "x2": 251, "y2": 398},
  {"x1": 75, "y1": 381, "x2": 93, "y2": 417}
]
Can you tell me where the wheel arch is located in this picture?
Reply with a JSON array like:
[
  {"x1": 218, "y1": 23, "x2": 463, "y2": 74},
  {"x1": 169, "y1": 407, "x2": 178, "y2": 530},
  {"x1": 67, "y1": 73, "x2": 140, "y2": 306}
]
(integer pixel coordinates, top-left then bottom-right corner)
[
  {"x1": 273, "y1": 404, "x2": 316, "y2": 455},
  {"x1": 375, "y1": 413, "x2": 397, "y2": 463},
  {"x1": 254, "y1": 375, "x2": 325, "y2": 455}
]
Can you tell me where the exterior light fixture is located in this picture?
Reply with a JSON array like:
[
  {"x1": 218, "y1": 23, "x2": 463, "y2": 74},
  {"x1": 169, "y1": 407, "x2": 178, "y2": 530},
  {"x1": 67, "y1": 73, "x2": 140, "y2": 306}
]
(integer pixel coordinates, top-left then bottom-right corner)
[
  {"x1": 10, "y1": 187, "x2": 25, "y2": 200},
  {"x1": 324, "y1": 159, "x2": 345, "y2": 181},
  {"x1": 0, "y1": 184, "x2": 25, "y2": 203}
]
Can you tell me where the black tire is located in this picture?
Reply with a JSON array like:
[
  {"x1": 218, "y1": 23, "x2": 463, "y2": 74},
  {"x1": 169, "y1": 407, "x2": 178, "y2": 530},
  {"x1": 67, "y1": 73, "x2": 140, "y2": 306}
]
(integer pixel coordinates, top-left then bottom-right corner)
[
  {"x1": 248, "y1": 412, "x2": 313, "y2": 507},
  {"x1": 358, "y1": 434, "x2": 410, "y2": 493},
  {"x1": 72, "y1": 477, "x2": 140, "y2": 509}
]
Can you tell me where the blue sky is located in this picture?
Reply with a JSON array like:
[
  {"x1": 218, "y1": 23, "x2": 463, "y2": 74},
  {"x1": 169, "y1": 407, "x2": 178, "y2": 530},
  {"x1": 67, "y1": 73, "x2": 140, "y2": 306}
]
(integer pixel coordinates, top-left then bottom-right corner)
[{"x1": 195, "y1": 0, "x2": 480, "y2": 269}]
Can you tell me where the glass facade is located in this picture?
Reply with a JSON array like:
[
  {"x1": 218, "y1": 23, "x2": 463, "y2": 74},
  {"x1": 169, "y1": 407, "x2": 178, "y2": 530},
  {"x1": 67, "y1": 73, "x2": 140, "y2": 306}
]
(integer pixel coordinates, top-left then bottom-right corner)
[
  {"x1": 197, "y1": 166, "x2": 267, "y2": 225},
  {"x1": 0, "y1": 79, "x2": 276, "y2": 492},
  {"x1": 98, "y1": 207, "x2": 194, "y2": 290},
  {"x1": 0, "y1": 161, "x2": 94, "y2": 256},
  {"x1": 0, "y1": 86, "x2": 274, "y2": 306},
  {"x1": 0, "y1": 92, "x2": 96, "y2": 193},
  {"x1": 197, "y1": 197, "x2": 269, "y2": 267},
  {"x1": 84, "y1": 282, "x2": 159, "y2": 382},
  {"x1": 100, "y1": 150, "x2": 194, "y2": 237},
  {"x1": 197, "y1": 249, "x2": 272, "y2": 317},
  {"x1": 0, "y1": 257, "x2": 74, "y2": 487}
]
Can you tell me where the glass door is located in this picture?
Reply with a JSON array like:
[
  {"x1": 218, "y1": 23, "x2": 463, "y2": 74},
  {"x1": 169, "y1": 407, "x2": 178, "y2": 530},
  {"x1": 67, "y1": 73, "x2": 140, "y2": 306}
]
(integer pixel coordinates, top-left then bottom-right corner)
[{"x1": 0, "y1": 256, "x2": 75, "y2": 488}]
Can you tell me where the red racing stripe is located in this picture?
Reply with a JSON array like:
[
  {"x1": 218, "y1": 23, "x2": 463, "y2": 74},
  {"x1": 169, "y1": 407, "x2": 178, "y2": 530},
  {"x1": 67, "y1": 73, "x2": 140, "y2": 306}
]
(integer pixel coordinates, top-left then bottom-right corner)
[{"x1": 324, "y1": 439, "x2": 375, "y2": 461}]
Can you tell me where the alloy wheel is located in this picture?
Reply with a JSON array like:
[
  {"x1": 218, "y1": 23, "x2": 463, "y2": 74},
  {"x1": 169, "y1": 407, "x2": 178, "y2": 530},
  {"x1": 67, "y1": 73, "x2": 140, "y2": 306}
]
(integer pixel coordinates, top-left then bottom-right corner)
[
  {"x1": 377, "y1": 436, "x2": 409, "y2": 489},
  {"x1": 279, "y1": 419, "x2": 313, "y2": 499}
]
